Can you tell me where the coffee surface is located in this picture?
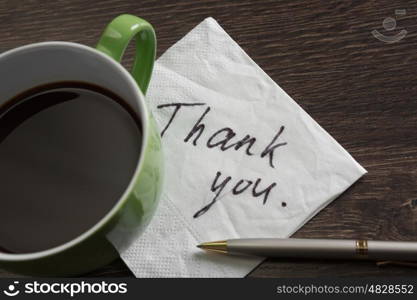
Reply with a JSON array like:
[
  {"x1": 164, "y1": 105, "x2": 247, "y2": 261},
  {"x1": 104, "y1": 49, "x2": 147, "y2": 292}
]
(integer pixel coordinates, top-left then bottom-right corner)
[{"x1": 0, "y1": 83, "x2": 141, "y2": 253}]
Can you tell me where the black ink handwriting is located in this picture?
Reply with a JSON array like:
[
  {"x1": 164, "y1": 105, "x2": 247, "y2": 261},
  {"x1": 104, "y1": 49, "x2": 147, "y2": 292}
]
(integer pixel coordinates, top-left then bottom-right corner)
[
  {"x1": 193, "y1": 171, "x2": 277, "y2": 218},
  {"x1": 193, "y1": 171, "x2": 231, "y2": 218},
  {"x1": 156, "y1": 102, "x2": 206, "y2": 137},
  {"x1": 260, "y1": 126, "x2": 287, "y2": 168},
  {"x1": 157, "y1": 103, "x2": 287, "y2": 168}
]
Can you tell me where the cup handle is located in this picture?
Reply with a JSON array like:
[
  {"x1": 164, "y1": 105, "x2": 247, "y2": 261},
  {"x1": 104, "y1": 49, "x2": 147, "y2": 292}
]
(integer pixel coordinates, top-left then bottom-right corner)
[{"x1": 96, "y1": 14, "x2": 156, "y2": 95}]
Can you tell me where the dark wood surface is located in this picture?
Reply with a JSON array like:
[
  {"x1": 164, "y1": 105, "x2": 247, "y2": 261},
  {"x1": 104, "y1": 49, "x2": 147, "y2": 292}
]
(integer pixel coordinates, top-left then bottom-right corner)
[{"x1": 1, "y1": 0, "x2": 417, "y2": 277}]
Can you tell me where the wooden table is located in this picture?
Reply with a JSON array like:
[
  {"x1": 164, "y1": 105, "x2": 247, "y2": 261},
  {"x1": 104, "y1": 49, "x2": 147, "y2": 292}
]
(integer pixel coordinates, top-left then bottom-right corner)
[{"x1": 1, "y1": 0, "x2": 417, "y2": 277}]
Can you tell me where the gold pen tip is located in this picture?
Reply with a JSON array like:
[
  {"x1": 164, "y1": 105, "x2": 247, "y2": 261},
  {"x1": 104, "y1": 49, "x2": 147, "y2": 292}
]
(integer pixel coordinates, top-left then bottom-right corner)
[{"x1": 196, "y1": 241, "x2": 227, "y2": 253}]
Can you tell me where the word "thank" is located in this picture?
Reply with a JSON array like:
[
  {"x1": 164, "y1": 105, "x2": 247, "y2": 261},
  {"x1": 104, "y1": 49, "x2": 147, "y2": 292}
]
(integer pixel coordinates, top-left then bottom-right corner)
[{"x1": 157, "y1": 102, "x2": 287, "y2": 168}]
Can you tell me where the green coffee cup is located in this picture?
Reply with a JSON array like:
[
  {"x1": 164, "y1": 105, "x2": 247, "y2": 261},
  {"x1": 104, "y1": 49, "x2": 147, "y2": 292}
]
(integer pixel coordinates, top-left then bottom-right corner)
[{"x1": 0, "y1": 14, "x2": 163, "y2": 276}]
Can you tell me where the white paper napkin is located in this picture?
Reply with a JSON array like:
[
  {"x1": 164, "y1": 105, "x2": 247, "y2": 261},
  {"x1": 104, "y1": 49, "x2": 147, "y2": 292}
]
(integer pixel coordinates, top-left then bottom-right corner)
[{"x1": 108, "y1": 17, "x2": 366, "y2": 277}]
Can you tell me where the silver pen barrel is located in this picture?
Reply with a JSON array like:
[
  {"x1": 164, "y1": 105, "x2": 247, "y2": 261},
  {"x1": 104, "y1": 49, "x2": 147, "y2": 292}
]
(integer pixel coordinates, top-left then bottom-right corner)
[{"x1": 225, "y1": 238, "x2": 417, "y2": 261}]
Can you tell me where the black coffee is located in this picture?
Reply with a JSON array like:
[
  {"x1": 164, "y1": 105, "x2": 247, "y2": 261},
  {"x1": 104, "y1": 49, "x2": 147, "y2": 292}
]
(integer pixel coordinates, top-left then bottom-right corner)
[{"x1": 0, "y1": 82, "x2": 141, "y2": 253}]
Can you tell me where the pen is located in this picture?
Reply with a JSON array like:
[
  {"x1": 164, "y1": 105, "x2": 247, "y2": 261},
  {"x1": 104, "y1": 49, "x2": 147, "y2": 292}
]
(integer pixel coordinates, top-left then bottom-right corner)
[{"x1": 197, "y1": 238, "x2": 417, "y2": 261}]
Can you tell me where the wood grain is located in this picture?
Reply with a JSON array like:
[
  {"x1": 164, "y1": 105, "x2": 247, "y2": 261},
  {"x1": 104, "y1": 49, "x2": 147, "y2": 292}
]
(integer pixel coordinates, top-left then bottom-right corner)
[{"x1": 1, "y1": 0, "x2": 417, "y2": 277}]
